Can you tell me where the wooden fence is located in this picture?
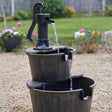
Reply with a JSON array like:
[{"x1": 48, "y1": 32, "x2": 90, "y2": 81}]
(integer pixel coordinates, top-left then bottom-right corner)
[
  {"x1": 0, "y1": 0, "x2": 35, "y2": 15},
  {"x1": 65, "y1": 0, "x2": 102, "y2": 13},
  {"x1": 0, "y1": 0, "x2": 112, "y2": 15}
]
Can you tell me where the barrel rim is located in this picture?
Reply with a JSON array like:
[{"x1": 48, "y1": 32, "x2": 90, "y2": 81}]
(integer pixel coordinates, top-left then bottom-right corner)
[
  {"x1": 26, "y1": 77, "x2": 96, "y2": 93},
  {"x1": 25, "y1": 46, "x2": 76, "y2": 56}
]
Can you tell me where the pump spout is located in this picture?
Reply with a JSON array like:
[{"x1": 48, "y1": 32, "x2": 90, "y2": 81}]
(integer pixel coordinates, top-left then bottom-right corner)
[{"x1": 45, "y1": 18, "x2": 54, "y2": 24}]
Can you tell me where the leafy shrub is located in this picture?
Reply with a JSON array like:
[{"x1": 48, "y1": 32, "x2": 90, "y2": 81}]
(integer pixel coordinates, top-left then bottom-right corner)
[
  {"x1": 105, "y1": 5, "x2": 112, "y2": 16},
  {"x1": 27, "y1": 9, "x2": 33, "y2": 19},
  {"x1": 14, "y1": 9, "x2": 28, "y2": 20},
  {"x1": 35, "y1": 0, "x2": 65, "y2": 18},
  {"x1": 14, "y1": 13, "x2": 21, "y2": 21},
  {"x1": 65, "y1": 7, "x2": 75, "y2": 18}
]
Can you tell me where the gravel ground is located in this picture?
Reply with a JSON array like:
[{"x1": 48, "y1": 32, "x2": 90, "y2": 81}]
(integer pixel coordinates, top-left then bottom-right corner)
[{"x1": 0, "y1": 52, "x2": 112, "y2": 112}]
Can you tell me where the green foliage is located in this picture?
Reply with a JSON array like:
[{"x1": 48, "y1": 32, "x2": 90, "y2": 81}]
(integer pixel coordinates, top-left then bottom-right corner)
[
  {"x1": 2, "y1": 33, "x2": 13, "y2": 39},
  {"x1": 35, "y1": 0, "x2": 65, "y2": 18},
  {"x1": 65, "y1": 8, "x2": 74, "y2": 18},
  {"x1": 14, "y1": 14, "x2": 21, "y2": 21},
  {"x1": 14, "y1": 9, "x2": 33, "y2": 20},
  {"x1": 105, "y1": 5, "x2": 112, "y2": 16},
  {"x1": 14, "y1": 9, "x2": 28, "y2": 20},
  {"x1": 0, "y1": 37, "x2": 4, "y2": 48},
  {"x1": 27, "y1": 9, "x2": 33, "y2": 19}
]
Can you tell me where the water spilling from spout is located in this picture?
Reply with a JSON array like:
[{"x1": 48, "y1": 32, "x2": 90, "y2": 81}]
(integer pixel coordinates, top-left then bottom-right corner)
[
  {"x1": 51, "y1": 23, "x2": 60, "y2": 53},
  {"x1": 68, "y1": 60, "x2": 73, "y2": 91},
  {"x1": 65, "y1": 53, "x2": 73, "y2": 90},
  {"x1": 66, "y1": 58, "x2": 72, "y2": 90},
  {"x1": 43, "y1": 85, "x2": 46, "y2": 90},
  {"x1": 70, "y1": 78, "x2": 73, "y2": 90}
]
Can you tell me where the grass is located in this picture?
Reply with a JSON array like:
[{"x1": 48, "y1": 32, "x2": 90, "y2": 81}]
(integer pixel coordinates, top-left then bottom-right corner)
[
  {"x1": 0, "y1": 17, "x2": 111, "y2": 53},
  {"x1": 0, "y1": 17, "x2": 112, "y2": 39}
]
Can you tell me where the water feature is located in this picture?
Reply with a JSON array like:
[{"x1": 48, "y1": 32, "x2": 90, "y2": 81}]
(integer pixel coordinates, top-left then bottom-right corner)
[
  {"x1": 51, "y1": 23, "x2": 60, "y2": 53},
  {"x1": 26, "y1": 2, "x2": 96, "y2": 112}
]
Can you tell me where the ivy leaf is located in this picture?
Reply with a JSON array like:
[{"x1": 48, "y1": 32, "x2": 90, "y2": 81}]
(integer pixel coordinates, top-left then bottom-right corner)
[
  {"x1": 4, "y1": 36, "x2": 8, "y2": 40},
  {"x1": 10, "y1": 34, "x2": 13, "y2": 38}
]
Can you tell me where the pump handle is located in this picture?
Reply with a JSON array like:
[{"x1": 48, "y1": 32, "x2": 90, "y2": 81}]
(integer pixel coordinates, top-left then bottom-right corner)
[
  {"x1": 34, "y1": 2, "x2": 45, "y2": 14},
  {"x1": 27, "y1": 2, "x2": 45, "y2": 41}
]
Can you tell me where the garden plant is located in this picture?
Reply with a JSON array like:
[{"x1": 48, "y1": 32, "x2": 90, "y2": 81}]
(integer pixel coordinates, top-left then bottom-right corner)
[
  {"x1": 0, "y1": 23, "x2": 26, "y2": 52},
  {"x1": 74, "y1": 29, "x2": 103, "y2": 53}
]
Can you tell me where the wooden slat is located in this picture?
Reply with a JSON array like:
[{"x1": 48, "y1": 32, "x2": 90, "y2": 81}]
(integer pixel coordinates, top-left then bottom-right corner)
[{"x1": 0, "y1": 0, "x2": 112, "y2": 15}]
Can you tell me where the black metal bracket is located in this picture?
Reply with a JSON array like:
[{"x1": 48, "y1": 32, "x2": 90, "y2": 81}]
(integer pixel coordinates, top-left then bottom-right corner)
[{"x1": 81, "y1": 87, "x2": 93, "y2": 101}]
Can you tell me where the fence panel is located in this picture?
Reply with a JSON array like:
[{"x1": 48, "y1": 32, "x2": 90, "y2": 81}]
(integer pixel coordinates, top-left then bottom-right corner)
[
  {"x1": 1, "y1": 0, "x2": 112, "y2": 15},
  {"x1": 64, "y1": 0, "x2": 102, "y2": 13},
  {"x1": 0, "y1": 0, "x2": 35, "y2": 15}
]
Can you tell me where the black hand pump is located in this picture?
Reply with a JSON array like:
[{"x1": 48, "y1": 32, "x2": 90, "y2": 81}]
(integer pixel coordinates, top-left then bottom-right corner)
[{"x1": 27, "y1": 2, "x2": 54, "y2": 50}]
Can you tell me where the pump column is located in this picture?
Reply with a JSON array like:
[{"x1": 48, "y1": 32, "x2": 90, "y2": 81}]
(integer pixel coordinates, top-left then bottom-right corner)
[
  {"x1": 34, "y1": 13, "x2": 52, "y2": 50},
  {"x1": 37, "y1": 23, "x2": 48, "y2": 47}
]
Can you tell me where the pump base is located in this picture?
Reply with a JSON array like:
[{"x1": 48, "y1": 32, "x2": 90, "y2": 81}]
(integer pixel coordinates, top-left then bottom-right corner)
[{"x1": 33, "y1": 46, "x2": 52, "y2": 50}]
